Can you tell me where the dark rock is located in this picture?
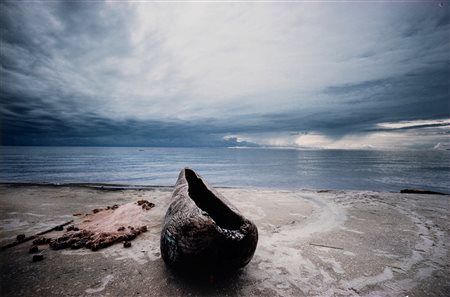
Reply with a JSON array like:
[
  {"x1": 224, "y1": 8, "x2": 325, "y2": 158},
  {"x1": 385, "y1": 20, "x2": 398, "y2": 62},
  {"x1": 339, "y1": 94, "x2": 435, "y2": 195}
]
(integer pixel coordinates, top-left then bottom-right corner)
[
  {"x1": 16, "y1": 234, "x2": 26, "y2": 241},
  {"x1": 66, "y1": 225, "x2": 79, "y2": 231},
  {"x1": 139, "y1": 226, "x2": 147, "y2": 233},
  {"x1": 137, "y1": 200, "x2": 155, "y2": 210},
  {"x1": 142, "y1": 204, "x2": 154, "y2": 210},
  {"x1": 32, "y1": 254, "x2": 44, "y2": 262},
  {"x1": 33, "y1": 237, "x2": 51, "y2": 245},
  {"x1": 85, "y1": 240, "x2": 94, "y2": 249},
  {"x1": 29, "y1": 245, "x2": 39, "y2": 253},
  {"x1": 124, "y1": 232, "x2": 136, "y2": 241},
  {"x1": 71, "y1": 240, "x2": 85, "y2": 249},
  {"x1": 123, "y1": 241, "x2": 131, "y2": 248},
  {"x1": 49, "y1": 238, "x2": 71, "y2": 250}
]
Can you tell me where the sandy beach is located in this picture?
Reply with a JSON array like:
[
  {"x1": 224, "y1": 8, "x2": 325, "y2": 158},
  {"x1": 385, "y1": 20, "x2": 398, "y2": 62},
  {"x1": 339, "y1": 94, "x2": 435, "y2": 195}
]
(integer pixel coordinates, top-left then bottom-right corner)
[{"x1": 0, "y1": 184, "x2": 448, "y2": 297}]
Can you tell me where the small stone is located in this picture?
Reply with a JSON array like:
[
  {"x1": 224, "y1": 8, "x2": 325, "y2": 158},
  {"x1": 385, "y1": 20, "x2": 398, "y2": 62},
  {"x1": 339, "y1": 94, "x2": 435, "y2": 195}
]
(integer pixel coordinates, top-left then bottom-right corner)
[
  {"x1": 124, "y1": 232, "x2": 136, "y2": 241},
  {"x1": 123, "y1": 241, "x2": 131, "y2": 248},
  {"x1": 71, "y1": 241, "x2": 84, "y2": 250},
  {"x1": 29, "y1": 245, "x2": 39, "y2": 254},
  {"x1": 49, "y1": 239, "x2": 68, "y2": 250},
  {"x1": 32, "y1": 254, "x2": 44, "y2": 262},
  {"x1": 33, "y1": 237, "x2": 51, "y2": 245},
  {"x1": 117, "y1": 226, "x2": 125, "y2": 231},
  {"x1": 137, "y1": 200, "x2": 155, "y2": 210},
  {"x1": 16, "y1": 234, "x2": 26, "y2": 241}
]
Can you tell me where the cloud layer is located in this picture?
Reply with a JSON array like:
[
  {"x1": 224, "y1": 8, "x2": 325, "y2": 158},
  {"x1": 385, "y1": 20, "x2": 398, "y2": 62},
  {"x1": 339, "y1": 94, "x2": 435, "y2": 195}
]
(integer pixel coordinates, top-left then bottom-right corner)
[{"x1": 1, "y1": 1, "x2": 449, "y2": 148}]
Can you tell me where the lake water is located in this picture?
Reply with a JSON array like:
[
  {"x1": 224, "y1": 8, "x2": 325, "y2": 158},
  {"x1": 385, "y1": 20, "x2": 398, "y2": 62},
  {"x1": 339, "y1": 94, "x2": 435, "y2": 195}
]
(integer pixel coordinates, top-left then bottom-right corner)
[{"x1": 0, "y1": 146, "x2": 449, "y2": 192}]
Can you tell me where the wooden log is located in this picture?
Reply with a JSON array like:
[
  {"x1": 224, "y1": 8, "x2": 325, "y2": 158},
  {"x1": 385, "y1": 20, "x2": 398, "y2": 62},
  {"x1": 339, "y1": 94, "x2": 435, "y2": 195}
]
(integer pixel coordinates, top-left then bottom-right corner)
[
  {"x1": 309, "y1": 243, "x2": 344, "y2": 250},
  {"x1": 160, "y1": 168, "x2": 258, "y2": 272},
  {"x1": 1, "y1": 220, "x2": 73, "y2": 249},
  {"x1": 400, "y1": 189, "x2": 447, "y2": 195}
]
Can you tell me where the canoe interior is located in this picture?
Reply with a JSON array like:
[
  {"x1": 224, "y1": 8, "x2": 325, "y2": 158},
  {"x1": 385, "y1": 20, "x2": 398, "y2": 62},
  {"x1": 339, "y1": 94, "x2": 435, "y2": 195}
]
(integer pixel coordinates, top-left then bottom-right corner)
[{"x1": 185, "y1": 169, "x2": 243, "y2": 231}]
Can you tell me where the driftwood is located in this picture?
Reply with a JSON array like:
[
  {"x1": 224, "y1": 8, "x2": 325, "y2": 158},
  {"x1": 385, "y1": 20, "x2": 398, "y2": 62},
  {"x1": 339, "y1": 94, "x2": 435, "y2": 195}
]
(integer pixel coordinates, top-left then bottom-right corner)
[
  {"x1": 309, "y1": 243, "x2": 344, "y2": 250},
  {"x1": 160, "y1": 168, "x2": 258, "y2": 272},
  {"x1": 400, "y1": 189, "x2": 447, "y2": 195},
  {"x1": 1, "y1": 220, "x2": 73, "y2": 249}
]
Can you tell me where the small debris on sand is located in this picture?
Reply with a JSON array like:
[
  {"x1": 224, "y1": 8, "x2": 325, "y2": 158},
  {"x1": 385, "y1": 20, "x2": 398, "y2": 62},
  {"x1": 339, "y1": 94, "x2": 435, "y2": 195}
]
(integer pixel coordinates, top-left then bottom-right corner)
[
  {"x1": 54, "y1": 225, "x2": 64, "y2": 231},
  {"x1": 29, "y1": 245, "x2": 39, "y2": 253},
  {"x1": 66, "y1": 225, "x2": 79, "y2": 231},
  {"x1": 136, "y1": 200, "x2": 155, "y2": 210},
  {"x1": 16, "y1": 234, "x2": 26, "y2": 241},
  {"x1": 32, "y1": 254, "x2": 44, "y2": 262},
  {"x1": 46, "y1": 201, "x2": 152, "y2": 251},
  {"x1": 106, "y1": 204, "x2": 119, "y2": 210},
  {"x1": 123, "y1": 241, "x2": 131, "y2": 248},
  {"x1": 33, "y1": 237, "x2": 51, "y2": 245}
]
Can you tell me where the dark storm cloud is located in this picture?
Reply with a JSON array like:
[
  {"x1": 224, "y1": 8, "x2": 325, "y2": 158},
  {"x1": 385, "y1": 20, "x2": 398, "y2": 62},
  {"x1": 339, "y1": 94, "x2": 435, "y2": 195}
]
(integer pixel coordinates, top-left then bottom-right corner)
[
  {"x1": 0, "y1": 1, "x2": 449, "y2": 148},
  {"x1": 220, "y1": 64, "x2": 449, "y2": 138}
]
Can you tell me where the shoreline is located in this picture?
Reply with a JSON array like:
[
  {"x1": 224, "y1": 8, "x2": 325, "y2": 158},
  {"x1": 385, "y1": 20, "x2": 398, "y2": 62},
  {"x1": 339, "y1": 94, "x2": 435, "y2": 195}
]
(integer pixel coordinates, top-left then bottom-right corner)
[
  {"x1": 0, "y1": 184, "x2": 449, "y2": 296},
  {"x1": 0, "y1": 182, "x2": 448, "y2": 195}
]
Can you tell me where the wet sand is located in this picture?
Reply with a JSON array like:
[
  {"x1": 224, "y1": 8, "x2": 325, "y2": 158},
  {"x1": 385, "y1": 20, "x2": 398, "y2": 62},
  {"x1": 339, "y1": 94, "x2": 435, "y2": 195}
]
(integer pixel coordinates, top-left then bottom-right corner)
[{"x1": 0, "y1": 184, "x2": 449, "y2": 296}]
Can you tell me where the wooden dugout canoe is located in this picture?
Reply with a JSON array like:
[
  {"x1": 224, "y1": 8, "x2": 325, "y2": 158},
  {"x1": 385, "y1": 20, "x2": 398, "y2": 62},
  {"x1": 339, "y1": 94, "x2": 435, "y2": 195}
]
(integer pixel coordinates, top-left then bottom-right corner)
[{"x1": 160, "y1": 168, "x2": 258, "y2": 271}]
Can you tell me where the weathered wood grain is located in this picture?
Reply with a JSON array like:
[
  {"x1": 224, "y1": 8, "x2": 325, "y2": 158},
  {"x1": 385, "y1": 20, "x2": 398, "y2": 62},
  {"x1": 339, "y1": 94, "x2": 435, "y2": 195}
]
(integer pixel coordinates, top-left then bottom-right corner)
[{"x1": 160, "y1": 168, "x2": 258, "y2": 272}]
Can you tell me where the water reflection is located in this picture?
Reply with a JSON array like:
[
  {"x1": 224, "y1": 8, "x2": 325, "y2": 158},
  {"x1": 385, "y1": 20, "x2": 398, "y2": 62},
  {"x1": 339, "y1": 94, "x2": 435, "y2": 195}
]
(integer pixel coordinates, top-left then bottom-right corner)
[{"x1": 0, "y1": 146, "x2": 448, "y2": 192}]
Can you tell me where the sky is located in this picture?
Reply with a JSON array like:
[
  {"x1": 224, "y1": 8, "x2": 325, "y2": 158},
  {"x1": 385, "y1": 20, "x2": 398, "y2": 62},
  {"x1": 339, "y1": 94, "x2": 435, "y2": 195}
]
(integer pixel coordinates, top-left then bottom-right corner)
[{"x1": 1, "y1": 1, "x2": 449, "y2": 149}]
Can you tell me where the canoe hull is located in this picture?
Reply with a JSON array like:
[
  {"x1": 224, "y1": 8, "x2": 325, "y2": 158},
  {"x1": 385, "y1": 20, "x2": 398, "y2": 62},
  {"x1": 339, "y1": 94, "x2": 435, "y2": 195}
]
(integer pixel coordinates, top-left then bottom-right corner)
[{"x1": 160, "y1": 168, "x2": 258, "y2": 271}]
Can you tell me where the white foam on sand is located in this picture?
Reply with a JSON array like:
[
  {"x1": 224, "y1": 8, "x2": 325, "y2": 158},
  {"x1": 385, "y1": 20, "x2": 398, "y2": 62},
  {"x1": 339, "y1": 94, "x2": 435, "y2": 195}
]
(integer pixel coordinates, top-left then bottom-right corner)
[
  {"x1": 245, "y1": 191, "x2": 348, "y2": 295},
  {"x1": 85, "y1": 274, "x2": 114, "y2": 294},
  {"x1": 345, "y1": 267, "x2": 394, "y2": 292}
]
